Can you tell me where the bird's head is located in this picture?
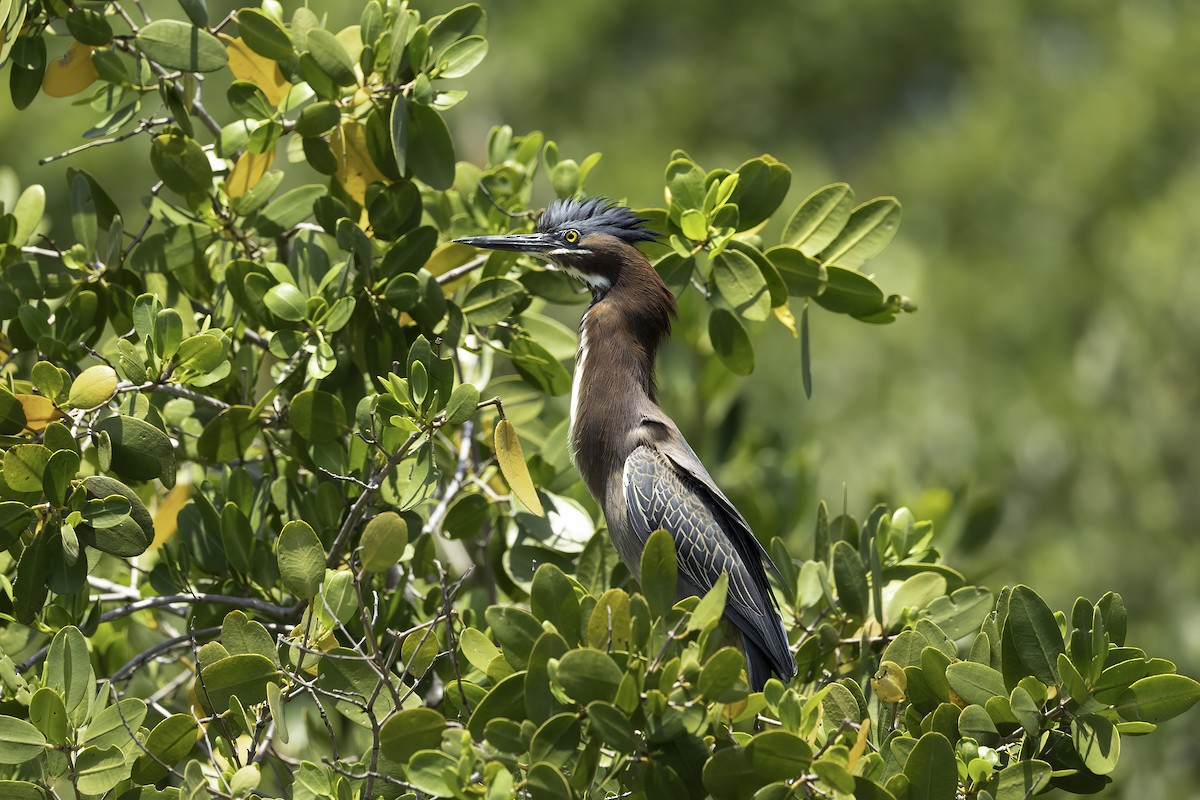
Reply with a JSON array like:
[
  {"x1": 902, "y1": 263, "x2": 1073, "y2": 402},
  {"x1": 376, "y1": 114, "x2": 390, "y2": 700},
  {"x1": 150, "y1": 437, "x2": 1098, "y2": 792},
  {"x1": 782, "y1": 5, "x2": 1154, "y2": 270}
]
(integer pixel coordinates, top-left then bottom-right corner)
[{"x1": 454, "y1": 197, "x2": 659, "y2": 298}]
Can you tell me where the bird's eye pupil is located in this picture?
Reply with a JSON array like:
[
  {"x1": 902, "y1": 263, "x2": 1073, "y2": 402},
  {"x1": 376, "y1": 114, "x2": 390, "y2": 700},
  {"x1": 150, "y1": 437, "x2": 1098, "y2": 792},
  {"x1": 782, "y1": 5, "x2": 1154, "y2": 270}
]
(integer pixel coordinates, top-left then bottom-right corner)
[{"x1": 565, "y1": 230, "x2": 579, "y2": 243}]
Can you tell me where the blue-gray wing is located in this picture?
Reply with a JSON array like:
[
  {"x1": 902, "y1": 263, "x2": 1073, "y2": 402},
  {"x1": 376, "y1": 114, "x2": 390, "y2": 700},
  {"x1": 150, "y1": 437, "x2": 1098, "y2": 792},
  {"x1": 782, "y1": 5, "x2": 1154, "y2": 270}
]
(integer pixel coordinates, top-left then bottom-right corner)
[{"x1": 622, "y1": 444, "x2": 794, "y2": 685}]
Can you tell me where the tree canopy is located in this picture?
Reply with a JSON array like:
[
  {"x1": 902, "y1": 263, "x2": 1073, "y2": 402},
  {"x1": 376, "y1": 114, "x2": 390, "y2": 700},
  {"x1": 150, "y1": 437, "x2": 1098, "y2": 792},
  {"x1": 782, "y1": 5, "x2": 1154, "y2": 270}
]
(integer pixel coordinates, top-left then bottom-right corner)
[{"x1": 0, "y1": 2, "x2": 1197, "y2": 799}]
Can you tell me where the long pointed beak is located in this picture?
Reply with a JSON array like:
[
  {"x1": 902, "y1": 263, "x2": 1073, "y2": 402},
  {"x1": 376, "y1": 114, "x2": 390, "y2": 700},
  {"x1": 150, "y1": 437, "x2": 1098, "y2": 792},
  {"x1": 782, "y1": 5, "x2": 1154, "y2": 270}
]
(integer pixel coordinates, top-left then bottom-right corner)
[{"x1": 453, "y1": 232, "x2": 557, "y2": 254}]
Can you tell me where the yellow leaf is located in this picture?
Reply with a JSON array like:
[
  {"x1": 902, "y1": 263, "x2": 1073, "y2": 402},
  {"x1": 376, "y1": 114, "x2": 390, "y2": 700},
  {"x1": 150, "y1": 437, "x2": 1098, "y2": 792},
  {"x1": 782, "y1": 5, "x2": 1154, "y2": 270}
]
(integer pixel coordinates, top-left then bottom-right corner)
[
  {"x1": 847, "y1": 718, "x2": 870, "y2": 770},
  {"x1": 330, "y1": 119, "x2": 387, "y2": 205},
  {"x1": 151, "y1": 478, "x2": 192, "y2": 549},
  {"x1": 223, "y1": 35, "x2": 292, "y2": 106},
  {"x1": 14, "y1": 394, "x2": 63, "y2": 431},
  {"x1": 493, "y1": 419, "x2": 543, "y2": 516},
  {"x1": 42, "y1": 42, "x2": 99, "y2": 98},
  {"x1": 870, "y1": 660, "x2": 908, "y2": 704},
  {"x1": 227, "y1": 147, "x2": 274, "y2": 198},
  {"x1": 773, "y1": 302, "x2": 798, "y2": 338},
  {"x1": 425, "y1": 242, "x2": 478, "y2": 293}
]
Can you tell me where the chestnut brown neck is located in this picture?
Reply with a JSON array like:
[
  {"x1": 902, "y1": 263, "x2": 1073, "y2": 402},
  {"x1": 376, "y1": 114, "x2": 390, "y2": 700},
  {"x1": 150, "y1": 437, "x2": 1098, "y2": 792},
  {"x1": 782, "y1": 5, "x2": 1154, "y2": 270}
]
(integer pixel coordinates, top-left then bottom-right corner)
[{"x1": 568, "y1": 246, "x2": 677, "y2": 498}]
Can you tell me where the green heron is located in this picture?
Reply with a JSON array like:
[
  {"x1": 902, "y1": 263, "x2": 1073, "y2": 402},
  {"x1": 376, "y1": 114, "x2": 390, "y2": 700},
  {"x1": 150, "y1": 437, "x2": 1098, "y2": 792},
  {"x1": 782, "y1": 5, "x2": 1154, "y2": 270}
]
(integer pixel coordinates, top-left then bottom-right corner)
[{"x1": 456, "y1": 197, "x2": 797, "y2": 689}]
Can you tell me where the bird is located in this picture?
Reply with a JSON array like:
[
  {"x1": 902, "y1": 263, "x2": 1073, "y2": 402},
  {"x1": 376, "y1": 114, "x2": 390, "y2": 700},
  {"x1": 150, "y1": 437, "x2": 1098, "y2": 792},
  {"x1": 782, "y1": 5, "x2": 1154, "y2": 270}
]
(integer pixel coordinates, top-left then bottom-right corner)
[{"x1": 455, "y1": 196, "x2": 797, "y2": 690}]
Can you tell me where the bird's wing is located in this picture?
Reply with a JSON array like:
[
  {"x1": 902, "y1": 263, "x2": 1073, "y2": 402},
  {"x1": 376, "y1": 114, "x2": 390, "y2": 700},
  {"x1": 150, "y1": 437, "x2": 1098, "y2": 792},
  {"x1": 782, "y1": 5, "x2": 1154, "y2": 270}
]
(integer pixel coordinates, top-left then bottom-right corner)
[
  {"x1": 652, "y1": 433, "x2": 784, "y2": 584},
  {"x1": 622, "y1": 444, "x2": 786, "y2": 662}
]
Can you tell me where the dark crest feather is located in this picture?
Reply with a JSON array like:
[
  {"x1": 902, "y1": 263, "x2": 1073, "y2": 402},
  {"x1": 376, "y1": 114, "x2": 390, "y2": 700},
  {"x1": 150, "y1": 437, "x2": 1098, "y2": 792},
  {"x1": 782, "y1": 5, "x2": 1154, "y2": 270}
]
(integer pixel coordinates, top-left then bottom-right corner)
[{"x1": 537, "y1": 196, "x2": 660, "y2": 244}]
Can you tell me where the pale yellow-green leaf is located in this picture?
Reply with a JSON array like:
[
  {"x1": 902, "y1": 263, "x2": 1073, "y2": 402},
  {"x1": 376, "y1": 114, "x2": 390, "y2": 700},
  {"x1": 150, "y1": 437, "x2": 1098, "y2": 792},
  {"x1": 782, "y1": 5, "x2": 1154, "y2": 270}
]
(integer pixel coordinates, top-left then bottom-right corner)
[
  {"x1": 223, "y1": 35, "x2": 292, "y2": 105},
  {"x1": 227, "y1": 148, "x2": 274, "y2": 198},
  {"x1": 331, "y1": 119, "x2": 386, "y2": 205},
  {"x1": 151, "y1": 479, "x2": 191, "y2": 549},
  {"x1": 14, "y1": 394, "x2": 62, "y2": 432},
  {"x1": 68, "y1": 365, "x2": 118, "y2": 409},
  {"x1": 494, "y1": 419, "x2": 543, "y2": 516},
  {"x1": 358, "y1": 511, "x2": 408, "y2": 572}
]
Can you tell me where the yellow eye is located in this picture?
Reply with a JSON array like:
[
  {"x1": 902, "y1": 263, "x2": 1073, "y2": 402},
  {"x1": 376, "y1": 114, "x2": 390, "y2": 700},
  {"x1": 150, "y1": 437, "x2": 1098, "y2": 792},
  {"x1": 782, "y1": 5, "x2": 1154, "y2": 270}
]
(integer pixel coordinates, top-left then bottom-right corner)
[{"x1": 564, "y1": 229, "x2": 580, "y2": 244}]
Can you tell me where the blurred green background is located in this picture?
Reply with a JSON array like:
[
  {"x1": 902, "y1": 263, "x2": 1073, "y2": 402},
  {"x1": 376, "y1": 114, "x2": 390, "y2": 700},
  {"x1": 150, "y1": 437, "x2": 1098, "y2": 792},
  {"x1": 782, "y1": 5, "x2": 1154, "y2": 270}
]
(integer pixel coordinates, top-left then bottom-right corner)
[{"x1": 2, "y1": 0, "x2": 1197, "y2": 794}]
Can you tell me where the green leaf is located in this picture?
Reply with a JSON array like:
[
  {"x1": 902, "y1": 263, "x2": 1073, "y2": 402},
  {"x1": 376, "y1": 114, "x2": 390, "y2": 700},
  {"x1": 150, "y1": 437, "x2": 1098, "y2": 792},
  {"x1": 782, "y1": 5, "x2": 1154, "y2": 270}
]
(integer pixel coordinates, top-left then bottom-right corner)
[
  {"x1": 75, "y1": 745, "x2": 129, "y2": 795},
  {"x1": 222, "y1": 610, "x2": 278, "y2": 663},
  {"x1": 556, "y1": 649, "x2": 623, "y2": 704},
  {"x1": 389, "y1": 94, "x2": 408, "y2": 176},
  {"x1": 818, "y1": 197, "x2": 902, "y2": 270},
  {"x1": 150, "y1": 132, "x2": 212, "y2": 195},
  {"x1": 68, "y1": 364, "x2": 117, "y2": 409},
  {"x1": 436, "y1": 34, "x2": 487, "y2": 78},
  {"x1": 832, "y1": 540, "x2": 869, "y2": 620},
  {"x1": 297, "y1": 101, "x2": 341, "y2": 137},
  {"x1": 0, "y1": 385, "x2": 28, "y2": 435},
  {"x1": 3, "y1": 444, "x2": 50, "y2": 492},
  {"x1": 42, "y1": 449, "x2": 78, "y2": 505},
  {"x1": 175, "y1": 333, "x2": 227, "y2": 377},
  {"x1": 0, "y1": 501, "x2": 34, "y2": 550},
  {"x1": 708, "y1": 308, "x2": 754, "y2": 375},
  {"x1": 463, "y1": 277, "x2": 527, "y2": 326},
  {"x1": 729, "y1": 155, "x2": 791, "y2": 230},
  {"x1": 28, "y1": 687, "x2": 67, "y2": 745},
  {"x1": 688, "y1": 572, "x2": 729, "y2": 632},
  {"x1": 379, "y1": 708, "x2": 445, "y2": 763},
  {"x1": 444, "y1": 383, "x2": 480, "y2": 425},
  {"x1": 278, "y1": 520, "x2": 325, "y2": 599},
  {"x1": 902, "y1": 732, "x2": 956, "y2": 800},
  {"x1": 406, "y1": 102, "x2": 455, "y2": 190},
  {"x1": 945, "y1": 661, "x2": 1007, "y2": 706},
  {"x1": 406, "y1": 750, "x2": 458, "y2": 796},
  {"x1": 137, "y1": 20, "x2": 228, "y2": 72},
  {"x1": 820, "y1": 682, "x2": 861, "y2": 734},
  {"x1": 94, "y1": 414, "x2": 176, "y2": 486},
  {"x1": 0, "y1": 716, "x2": 46, "y2": 764},
  {"x1": 198, "y1": 654, "x2": 279, "y2": 714},
  {"x1": 288, "y1": 389, "x2": 346, "y2": 443},
  {"x1": 530, "y1": 563, "x2": 580, "y2": 644},
  {"x1": 814, "y1": 265, "x2": 887, "y2": 316},
  {"x1": 358, "y1": 511, "x2": 408, "y2": 573},
  {"x1": 511, "y1": 337, "x2": 572, "y2": 396},
  {"x1": 460, "y1": 628, "x2": 502, "y2": 673},
  {"x1": 1115, "y1": 674, "x2": 1200, "y2": 723},
  {"x1": 530, "y1": 712, "x2": 579, "y2": 767},
  {"x1": 680, "y1": 208, "x2": 707, "y2": 241},
  {"x1": 237, "y1": 8, "x2": 294, "y2": 61},
  {"x1": 783, "y1": 183, "x2": 855, "y2": 255},
  {"x1": 587, "y1": 701, "x2": 637, "y2": 753},
  {"x1": 1071, "y1": 713, "x2": 1120, "y2": 775},
  {"x1": 580, "y1": 590, "x2": 629, "y2": 655},
  {"x1": 253, "y1": 184, "x2": 324, "y2": 236},
  {"x1": 264, "y1": 283, "x2": 308, "y2": 322},
  {"x1": 131, "y1": 714, "x2": 198, "y2": 783},
  {"x1": 666, "y1": 158, "x2": 705, "y2": 211},
  {"x1": 78, "y1": 476, "x2": 153, "y2": 556},
  {"x1": 713, "y1": 249, "x2": 771, "y2": 321},
  {"x1": 699, "y1": 647, "x2": 747, "y2": 702},
  {"x1": 993, "y1": 759, "x2": 1052, "y2": 800},
  {"x1": 11, "y1": 184, "x2": 45, "y2": 247},
  {"x1": 527, "y1": 762, "x2": 572, "y2": 800},
  {"x1": 485, "y1": 606, "x2": 543, "y2": 670},
  {"x1": 306, "y1": 28, "x2": 357, "y2": 86},
  {"x1": 196, "y1": 405, "x2": 258, "y2": 462},
  {"x1": 466, "y1": 671, "x2": 527, "y2": 739},
  {"x1": 83, "y1": 699, "x2": 146, "y2": 750},
  {"x1": 1004, "y1": 585, "x2": 1065, "y2": 687},
  {"x1": 640, "y1": 529, "x2": 677, "y2": 619}
]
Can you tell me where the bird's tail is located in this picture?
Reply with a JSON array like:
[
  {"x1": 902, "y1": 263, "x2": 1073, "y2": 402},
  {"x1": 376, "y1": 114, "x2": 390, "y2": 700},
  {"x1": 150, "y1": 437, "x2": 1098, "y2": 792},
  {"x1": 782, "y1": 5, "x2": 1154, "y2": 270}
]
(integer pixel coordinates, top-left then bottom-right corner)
[{"x1": 739, "y1": 619, "x2": 797, "y2": 691}]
